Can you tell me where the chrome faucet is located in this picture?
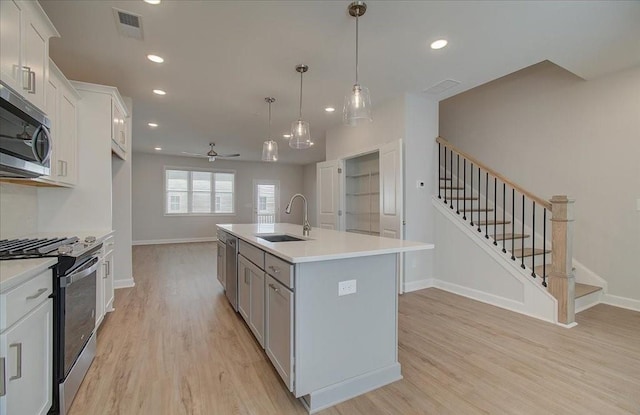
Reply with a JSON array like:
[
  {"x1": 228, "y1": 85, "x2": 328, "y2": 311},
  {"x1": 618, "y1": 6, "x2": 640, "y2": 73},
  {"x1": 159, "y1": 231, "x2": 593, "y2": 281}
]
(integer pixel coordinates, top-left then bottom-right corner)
[{"x1": 285, "y1": 193, "x2": 311, "y2": 236}]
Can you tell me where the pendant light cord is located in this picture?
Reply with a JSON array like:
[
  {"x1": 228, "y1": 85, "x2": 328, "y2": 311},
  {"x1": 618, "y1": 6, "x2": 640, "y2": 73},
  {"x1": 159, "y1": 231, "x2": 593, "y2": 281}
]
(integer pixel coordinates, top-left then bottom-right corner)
[
  {"x1": 268, "y1": 100, "x2": 272, "y2": 141},
  {"x1": 355, "y1": 12, "x2": 359, "y2": 85},
  {"x1": 299, "y1": 70, "x2": 303, "y2": 119}
]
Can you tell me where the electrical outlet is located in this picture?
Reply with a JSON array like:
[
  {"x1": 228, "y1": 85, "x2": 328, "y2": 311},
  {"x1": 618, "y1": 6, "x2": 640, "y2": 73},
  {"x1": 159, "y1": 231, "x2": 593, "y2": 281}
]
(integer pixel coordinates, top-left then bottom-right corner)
[{"x1": 338, "y1": 279, "x2": 357, "y2": 296}]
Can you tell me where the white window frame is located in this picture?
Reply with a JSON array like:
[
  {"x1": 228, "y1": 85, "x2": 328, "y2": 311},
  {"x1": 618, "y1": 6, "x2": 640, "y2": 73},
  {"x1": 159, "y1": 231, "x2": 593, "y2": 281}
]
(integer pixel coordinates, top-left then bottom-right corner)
[
  {"x1": 253, "y1": 179, "x2": 280, "y2": 223},
  {"x1": 164, "y1": 166, "x2": 236, "y2": 216}
]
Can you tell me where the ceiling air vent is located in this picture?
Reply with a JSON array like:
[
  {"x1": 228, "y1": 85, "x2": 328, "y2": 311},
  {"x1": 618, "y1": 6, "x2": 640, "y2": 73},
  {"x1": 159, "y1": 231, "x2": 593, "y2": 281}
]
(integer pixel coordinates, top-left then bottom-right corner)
[
  {"x1": 113, "y1": 8, "x2": 144, "y2": 40},
  {"x1": 423, "y1": 79, "x2": 461, "y2": 95}
]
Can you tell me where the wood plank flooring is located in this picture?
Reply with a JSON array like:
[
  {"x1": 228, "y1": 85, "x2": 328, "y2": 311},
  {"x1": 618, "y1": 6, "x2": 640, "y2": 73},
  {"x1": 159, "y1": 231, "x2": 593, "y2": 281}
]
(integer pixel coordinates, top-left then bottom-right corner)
[{"x1": 68, "y1": 243, "x2": 640, "y2": 415}]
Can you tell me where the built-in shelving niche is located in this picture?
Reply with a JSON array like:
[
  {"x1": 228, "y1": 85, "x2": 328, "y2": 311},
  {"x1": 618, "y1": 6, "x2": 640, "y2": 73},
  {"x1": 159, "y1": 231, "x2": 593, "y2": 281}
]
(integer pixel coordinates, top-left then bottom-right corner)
[{"x1": 345, "y1": 152, "x2": 380, "y2": 236}]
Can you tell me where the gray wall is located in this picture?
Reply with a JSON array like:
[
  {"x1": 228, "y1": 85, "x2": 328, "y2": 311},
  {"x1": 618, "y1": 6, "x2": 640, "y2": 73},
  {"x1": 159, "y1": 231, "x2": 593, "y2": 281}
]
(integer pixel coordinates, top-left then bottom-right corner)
[
  {"x1": 440, "y1": 61, "x2": 640, "y2": 303},
  {"x1": 132, "y1": 153, "x2": 305, "y2": 243}
]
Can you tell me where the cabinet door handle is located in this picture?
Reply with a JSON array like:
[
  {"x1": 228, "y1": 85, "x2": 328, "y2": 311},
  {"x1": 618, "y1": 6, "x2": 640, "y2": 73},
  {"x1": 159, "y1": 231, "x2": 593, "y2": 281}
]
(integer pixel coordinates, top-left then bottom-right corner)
[
  {"x1": 26, "y1": 287, "x2": 48, "y2": 300},
  {"x1": 21, "y1": 66, "x2": 31, "y2": 91},
  {"x1": 29, "y1": 70, "x2": 36, "y2": 94},
  {"x1": 268, "y1": 283, "x2": 279, "y2": 293},
  {"x1": 0, "y1": 357, "x2": 5, "y2": 397},
  {"x1": 9, "y1": 343, "x2": 22, "y2": 381},
  {"x1": 63, "y1": 160, "x2": 68, "y2": 177},
  {"x1": 268, "y1": 265, "x2": 281, "y2": 274},
  {"x1": 244, "y1": 269, "x2": 250, "y2": 284}
]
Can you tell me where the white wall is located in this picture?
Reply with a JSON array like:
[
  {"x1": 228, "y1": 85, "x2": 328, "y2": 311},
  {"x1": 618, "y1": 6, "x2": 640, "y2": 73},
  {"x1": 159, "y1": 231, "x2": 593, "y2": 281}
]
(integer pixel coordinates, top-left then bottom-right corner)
[
  {"x1": 302, "y1": 163, "x2": 317, "y2": 227},
  {"x1": 440, "y1": 61, "x2": 640, "y2": 304},
  {"x1": 132, "y1": 153, "x2": 305, "y2": 243},
  {"x1": 0, "y1": 183, "x2": 38, "y2": 238},
  {"x1": 325, "y1": 94, "x2": 439, "y2": 286},
  {"x1": 111, "y1": 97, "x2": 133, "y2": 287}
]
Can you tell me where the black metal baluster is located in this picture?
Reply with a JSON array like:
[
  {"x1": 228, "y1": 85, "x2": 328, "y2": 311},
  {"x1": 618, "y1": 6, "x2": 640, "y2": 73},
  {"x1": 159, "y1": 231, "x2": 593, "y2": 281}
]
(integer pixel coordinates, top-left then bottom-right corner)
[
  {"x1": 438, "y1": 142, "x2": 441, "y2": 199},
  {"x1": 493, "y1": 177, "x2": 497, "y2": 245},
  {"x1": 477, "y1": 166, "x2": 482, "y2": 232},
  {"x1": 444, "y1": 146, "x2": 447, "y2": 205},
  {"x1": 511, "y1": 189, "x2": 516, "y2": 260},
  {"x1": 521, "y1": 194, "x2": 526, "y2": 269},
  {"x1": 502, "y1": 183, "x2": 507, "y2": 253},
  {"x1": 463, "y1": 159, "x2": 467, "y2": 220},
  {"x1": 456, "y1": 154, "x2": 460, "y2": 214},
  {"x1": 543, "y1": 208, "x2": 547, "y2": 287},
  {"x1": 485, "y1": 172, "x2": 489, "y2": 238},
  {"x1": 450, "y1": 150, "x2": 454, "y2": 210},
  {"x1": 470, "y1": 163, "x2": 474, "y2": 227},
  {"x1": 531, "y1": 201, "x2": 536, "y2": 278}
]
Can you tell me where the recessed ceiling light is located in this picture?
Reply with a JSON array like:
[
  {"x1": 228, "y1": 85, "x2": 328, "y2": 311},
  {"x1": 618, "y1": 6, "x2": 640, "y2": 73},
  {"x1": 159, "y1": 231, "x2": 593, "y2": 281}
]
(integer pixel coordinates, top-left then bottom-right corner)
[
  {"x1": 147, "y1": 54, "x2": 164, "y2": 63},
  {"x1": 325, "y1": 107, "x2": 335, "y2": 112},
  {"x1": 148, "y1": 122, "x2": 158, "y2": 128},
  {"x1": 152, "y1": 89, "x2": 166, "y2": 95},
  {"x1": 144, "y1": 0, "x2": 161, "y2": 5},
  {"x1": 310, "y1": 142, "x2": 315, "y2": 146},
  {"x1": 283, "y1": 134, "x2": 291, "y2": 138},
  {"x1": 154, "y1": 147, "x2": 162, "y2": 151},
  {"x1": 430, "y1": 39, "x2": 448, "y2": 50}
]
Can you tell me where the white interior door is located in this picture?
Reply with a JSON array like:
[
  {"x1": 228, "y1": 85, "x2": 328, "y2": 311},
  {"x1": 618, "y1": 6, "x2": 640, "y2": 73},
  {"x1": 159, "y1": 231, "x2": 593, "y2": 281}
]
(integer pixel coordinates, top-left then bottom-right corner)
[
  {"x1": 316, "y1": 159, "x2": 344, "y2": 230},
  {"x1": 379, "y1": 139, "x2": 405, "y2": 293},
  {"x1": 253, "y1": 180, "x2": 280, "y2": 224}
]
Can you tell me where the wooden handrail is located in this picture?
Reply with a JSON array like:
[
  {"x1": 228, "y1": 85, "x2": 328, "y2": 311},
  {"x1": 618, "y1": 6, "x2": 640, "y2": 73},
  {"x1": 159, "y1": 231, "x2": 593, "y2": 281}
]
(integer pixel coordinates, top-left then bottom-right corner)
[{"x1": 436, "y1": 136, "x2": 552, "y2": 210}]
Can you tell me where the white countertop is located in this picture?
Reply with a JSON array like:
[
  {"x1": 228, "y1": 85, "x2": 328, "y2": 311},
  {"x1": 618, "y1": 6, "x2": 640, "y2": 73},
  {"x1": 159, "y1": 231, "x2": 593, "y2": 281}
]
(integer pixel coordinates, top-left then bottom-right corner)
[
  {"x1": 217, "y1": 223, "x2": 434, "y2": 263},
  {"x1": 0, "y1": 258, "x2": 57, "y2": 292}
]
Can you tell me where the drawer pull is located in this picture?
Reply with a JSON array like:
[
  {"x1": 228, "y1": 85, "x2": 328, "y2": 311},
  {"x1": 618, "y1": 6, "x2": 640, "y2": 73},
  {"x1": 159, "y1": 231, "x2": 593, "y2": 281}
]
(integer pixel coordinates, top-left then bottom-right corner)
[
  {"x1": 268, "y1": 265, "x2": 281, "y2": 274},
  {"x1": 9, "y1": 343, "x2": 22, "y2": 381},
  {"x1": 268, "y1": 283, "x2": 279, "y2": 293},
  {"x1": 0, "y1": 357, "x2": 5, "y2": 397},
  {"x1": 26, "y1": 288, "x2": 48, "y2": 300}
]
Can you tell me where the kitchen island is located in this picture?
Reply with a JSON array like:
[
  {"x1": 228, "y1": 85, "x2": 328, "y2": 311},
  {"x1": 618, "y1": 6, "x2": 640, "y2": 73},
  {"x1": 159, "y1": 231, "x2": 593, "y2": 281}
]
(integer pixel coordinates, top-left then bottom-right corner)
[{"x1": 217, "y1": 223, "x2": 433, "y2": 413}]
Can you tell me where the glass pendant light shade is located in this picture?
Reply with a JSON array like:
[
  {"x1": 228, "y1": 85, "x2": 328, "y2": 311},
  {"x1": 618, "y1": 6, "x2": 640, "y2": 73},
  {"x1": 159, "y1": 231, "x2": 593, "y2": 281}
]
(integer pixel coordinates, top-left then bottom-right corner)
[
  {"x1": 289, "y1": 119, "x2": 311, "y2": 149},
  {"x1": 262, "y1": 140, "x2": 278, "y2": 162},
  {"x1": 343, "y1": 84, "x2": 372, "y2": 126},
  {"x1": 261, "y1": 97, "x2": 278, "y2": 162}
]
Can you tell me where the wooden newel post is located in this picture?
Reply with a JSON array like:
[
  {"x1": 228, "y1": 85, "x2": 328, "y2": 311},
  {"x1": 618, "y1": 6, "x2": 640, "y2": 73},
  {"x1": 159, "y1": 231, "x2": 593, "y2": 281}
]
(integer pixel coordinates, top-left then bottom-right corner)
[{"x1": 549, "y1": 195, "x2": 575, "y2": 325}]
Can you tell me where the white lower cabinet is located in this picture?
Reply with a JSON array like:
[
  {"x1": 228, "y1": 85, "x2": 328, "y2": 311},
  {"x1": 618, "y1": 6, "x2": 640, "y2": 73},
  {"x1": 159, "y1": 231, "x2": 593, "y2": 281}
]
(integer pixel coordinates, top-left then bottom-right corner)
[
  {"x1": 237, "y1": 254, "x2": 265, "y2": 347},
  {"x1": 102, "y1": 249, "x2": 114, "y2": 313},
  {"x1": 265, "y1": 275, "x2": 294, "y2": 392},
  {"x1": 0, "y1": 295, "x2": 52, "y2": 415},
  {"x1": 96, "y1": 235, "x2": 115, "y2": 329}
]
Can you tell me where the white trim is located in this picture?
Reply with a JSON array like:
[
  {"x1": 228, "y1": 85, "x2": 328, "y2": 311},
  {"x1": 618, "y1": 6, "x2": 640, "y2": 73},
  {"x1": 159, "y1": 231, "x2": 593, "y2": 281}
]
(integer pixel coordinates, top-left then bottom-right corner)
[
  {"x1": 575, "y1": 289, "x2": 603, "y2": 313},
  {"x1": 403, "y1": 278, "x2": 435, "y2": 293},
  {"x1": 132, "y1": 237, "x2": 218, "y2": 246},
  {"x1": 114, "y1": 278, "x2": 136, "y2": 289},
  {"x1": 164, "y1": 166, "x2": 237, "y2": 215},
  {"x1": 601, "y1": 293, "x2": 640, "y2": 312}
]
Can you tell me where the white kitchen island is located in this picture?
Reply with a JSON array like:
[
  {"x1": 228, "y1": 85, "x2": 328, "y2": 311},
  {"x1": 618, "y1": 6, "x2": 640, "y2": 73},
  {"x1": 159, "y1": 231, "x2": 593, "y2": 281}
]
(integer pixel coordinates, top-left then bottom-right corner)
[{"x1": 217, "y1": 223, "x2": 433, "y2": 413}]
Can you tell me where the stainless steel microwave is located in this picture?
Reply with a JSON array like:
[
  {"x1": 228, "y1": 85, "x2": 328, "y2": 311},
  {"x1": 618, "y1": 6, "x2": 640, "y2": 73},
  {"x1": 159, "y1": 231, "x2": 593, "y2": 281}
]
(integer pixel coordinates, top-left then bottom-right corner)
[{"x1": 0, "y1": 80, "x2": 52, "y2": 178}]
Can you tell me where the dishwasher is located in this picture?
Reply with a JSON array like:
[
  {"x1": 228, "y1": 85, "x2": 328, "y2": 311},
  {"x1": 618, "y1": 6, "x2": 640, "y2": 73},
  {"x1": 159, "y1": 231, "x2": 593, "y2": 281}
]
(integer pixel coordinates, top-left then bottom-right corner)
[{"x1": 225, "y1": 234, "x2": 239, "y2": 311}]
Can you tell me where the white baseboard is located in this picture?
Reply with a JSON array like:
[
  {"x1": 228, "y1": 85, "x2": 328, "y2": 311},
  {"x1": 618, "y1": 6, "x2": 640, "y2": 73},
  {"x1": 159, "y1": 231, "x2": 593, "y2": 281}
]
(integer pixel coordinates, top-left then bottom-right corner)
[
  {"x1": 601, "y1": 293, "x2": 640, "y2": 312},
  {"x1": 132, "y1": 237, "x2": 217, "y2": 246},
  {"x1": 403, "y1": 278, "x2": 435, "y2": 293},
  {"x1": 114, "y1": 278, "x2": 135, "y2": 289}
]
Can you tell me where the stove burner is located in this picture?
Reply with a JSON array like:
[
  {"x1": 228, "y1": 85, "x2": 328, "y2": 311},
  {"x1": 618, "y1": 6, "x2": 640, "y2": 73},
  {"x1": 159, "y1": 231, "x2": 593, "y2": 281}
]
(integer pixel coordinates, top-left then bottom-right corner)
[{"x1": 0, "y1": 237, "x2": 80, "y2": 259}]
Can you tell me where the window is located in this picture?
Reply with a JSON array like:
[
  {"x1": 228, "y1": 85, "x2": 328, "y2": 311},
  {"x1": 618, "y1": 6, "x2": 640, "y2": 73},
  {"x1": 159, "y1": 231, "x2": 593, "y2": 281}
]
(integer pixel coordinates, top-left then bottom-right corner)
[
  {"x1": 254, "y1": 180, "x2": 280, "y2": 224},
  {"x1": 165, "y1": 168, "x2": 235, "y2": 215}
]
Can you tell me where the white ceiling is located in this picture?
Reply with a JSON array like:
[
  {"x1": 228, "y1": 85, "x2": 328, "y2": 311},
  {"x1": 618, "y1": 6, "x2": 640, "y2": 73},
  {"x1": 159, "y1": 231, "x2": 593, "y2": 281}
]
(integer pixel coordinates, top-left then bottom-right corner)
[{"x1": 39, "y1": 0, "x2": 640, "y2": 165}]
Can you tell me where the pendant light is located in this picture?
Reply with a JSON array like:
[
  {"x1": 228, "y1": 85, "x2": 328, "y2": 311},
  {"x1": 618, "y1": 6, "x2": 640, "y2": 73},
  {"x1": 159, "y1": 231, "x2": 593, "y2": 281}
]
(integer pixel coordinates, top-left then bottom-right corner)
[
  {"x1": 262, "y1": 97, "x2": 278, "y2": 162},
  {"x1": 289, "y1": 64, "x2": 312, "y2": 149},
  {"x1": 344, "y1": 1, "x2": 372, "y2": 126}
]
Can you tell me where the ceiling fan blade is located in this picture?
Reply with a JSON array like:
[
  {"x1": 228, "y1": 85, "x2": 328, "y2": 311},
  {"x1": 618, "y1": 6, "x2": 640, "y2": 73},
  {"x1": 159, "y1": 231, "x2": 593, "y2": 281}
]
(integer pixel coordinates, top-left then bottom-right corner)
[
  {"x1": 217, "y1": 153, "x2": 240, "y2": 158},
  {"x1": 180, "y1": 151, "x2": 207, "y2": 157}
]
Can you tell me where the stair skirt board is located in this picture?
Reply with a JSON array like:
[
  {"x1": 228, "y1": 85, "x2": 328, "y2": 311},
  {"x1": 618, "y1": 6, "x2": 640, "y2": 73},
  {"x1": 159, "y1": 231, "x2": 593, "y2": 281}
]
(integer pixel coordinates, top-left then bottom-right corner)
[
  {"x1": 433, "y1": 198, "x2": 558, "y2": 325},
  {"x1": 575, "y1": 288, "x2": 604, "y2": 313}
]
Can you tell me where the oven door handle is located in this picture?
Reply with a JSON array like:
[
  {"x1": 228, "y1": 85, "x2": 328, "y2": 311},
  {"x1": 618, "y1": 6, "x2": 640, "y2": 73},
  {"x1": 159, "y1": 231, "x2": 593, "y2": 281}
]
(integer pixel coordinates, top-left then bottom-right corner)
[{"x1": 61, "y1": 257, "x2": 100, "y2": 288}]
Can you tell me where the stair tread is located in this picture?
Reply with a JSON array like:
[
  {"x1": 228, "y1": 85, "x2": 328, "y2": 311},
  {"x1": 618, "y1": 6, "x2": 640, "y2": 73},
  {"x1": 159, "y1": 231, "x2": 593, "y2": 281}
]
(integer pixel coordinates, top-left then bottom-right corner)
[
  {"x1": 575, "y1": 283, "x2": 603, "y2": 298},
  {"x1": 513, "y1": 248, "x2": 550, "y2": 257},
  {"x1": 476, "y1": 219, "x2": 511, "y2": 225},
  {"x1": 447, "y1": 196, "x2": 479, "y2": 200},
  {"x1": 493, "y1": 233, "x2": 530, "y2": 241},
  {"x1": 440, "y1": 186, "x2": 465, "y2": 190}
]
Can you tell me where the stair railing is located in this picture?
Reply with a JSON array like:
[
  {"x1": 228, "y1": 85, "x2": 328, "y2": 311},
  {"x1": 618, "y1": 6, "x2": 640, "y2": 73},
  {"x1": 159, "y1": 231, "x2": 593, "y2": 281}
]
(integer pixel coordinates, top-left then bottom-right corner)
[{"x1": 437, "y1": 137, "x2": 575, "y2": 324}]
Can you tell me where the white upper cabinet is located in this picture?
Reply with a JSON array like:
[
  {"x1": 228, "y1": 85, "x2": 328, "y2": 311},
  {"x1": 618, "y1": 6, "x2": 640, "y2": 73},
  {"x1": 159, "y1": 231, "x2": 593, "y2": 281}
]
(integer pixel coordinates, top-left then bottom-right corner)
[
  {"x1": 40, "y1": 60, "x2": 79, "y2": 187},
  {"x1": 0, "y1": 0, "x2": 59, "y2": 112},
  {"x1": 111, "y1": 98, "x2": 128, "y2": 160}
]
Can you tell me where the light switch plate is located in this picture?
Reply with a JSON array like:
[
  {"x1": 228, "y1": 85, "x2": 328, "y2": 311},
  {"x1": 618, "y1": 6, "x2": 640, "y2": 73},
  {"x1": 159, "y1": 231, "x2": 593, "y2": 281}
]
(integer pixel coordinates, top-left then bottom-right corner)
[{"x1": 338, "y1": 279, "x2": 357, "y2": 296}]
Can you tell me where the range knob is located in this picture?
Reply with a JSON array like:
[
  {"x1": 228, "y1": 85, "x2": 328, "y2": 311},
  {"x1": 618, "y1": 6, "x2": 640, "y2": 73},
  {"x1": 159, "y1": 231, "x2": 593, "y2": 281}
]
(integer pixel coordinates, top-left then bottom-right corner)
[
  {"x1": 84, "y1": 236, "x2": 97, "y2": 244},
  {"x1": 58, "y1": 245, "x2": 73, "y2": 255}
]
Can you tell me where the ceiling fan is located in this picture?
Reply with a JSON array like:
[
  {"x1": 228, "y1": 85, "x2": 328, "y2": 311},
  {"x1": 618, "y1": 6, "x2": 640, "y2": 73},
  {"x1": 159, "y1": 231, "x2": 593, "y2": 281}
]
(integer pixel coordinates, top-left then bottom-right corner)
[{"x1": 181, "y1": 142, "x2": 240, "y2": 162}]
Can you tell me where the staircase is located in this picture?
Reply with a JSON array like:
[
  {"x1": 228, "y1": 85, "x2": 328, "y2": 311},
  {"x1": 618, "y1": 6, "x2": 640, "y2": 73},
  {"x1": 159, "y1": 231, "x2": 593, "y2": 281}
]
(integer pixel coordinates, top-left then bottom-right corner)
[{"x1": 436, "y1": 137, "x2": 603, "y2": 324}]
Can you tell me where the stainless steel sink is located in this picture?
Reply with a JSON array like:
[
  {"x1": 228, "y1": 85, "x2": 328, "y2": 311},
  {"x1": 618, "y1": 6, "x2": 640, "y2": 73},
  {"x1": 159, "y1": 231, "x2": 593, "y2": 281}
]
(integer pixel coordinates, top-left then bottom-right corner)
[{"x1": 257, "y1": 234, "x2": 306, "y2": 243}]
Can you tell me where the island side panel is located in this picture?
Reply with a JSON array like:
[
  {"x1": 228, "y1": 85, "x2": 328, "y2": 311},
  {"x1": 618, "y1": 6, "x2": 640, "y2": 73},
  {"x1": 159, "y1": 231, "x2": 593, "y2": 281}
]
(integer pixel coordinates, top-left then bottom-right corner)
[{"x1": 294, "y1": 253, "x2": 398, "y2": 397}]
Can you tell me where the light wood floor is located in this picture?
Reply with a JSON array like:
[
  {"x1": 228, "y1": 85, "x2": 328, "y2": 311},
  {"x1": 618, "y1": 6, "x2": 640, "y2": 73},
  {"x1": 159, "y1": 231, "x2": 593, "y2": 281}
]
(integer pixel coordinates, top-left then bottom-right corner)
[{"x1": 69, "y1": 243, "x2": 640, "y2": 415}]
